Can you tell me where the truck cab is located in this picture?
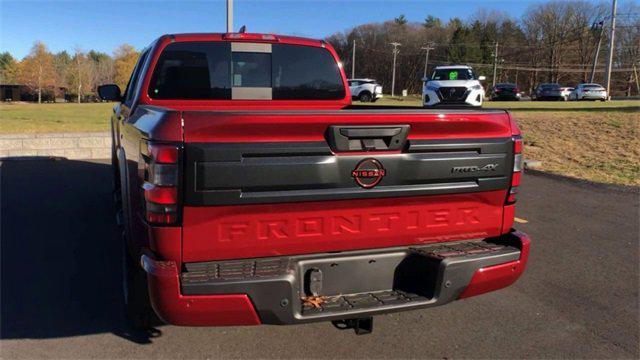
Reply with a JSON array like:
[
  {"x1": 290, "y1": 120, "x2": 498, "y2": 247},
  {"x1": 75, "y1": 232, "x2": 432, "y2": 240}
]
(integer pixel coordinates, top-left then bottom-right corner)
[{"x1": 98, "y1": 33, "x2": 530, "y2": 333}]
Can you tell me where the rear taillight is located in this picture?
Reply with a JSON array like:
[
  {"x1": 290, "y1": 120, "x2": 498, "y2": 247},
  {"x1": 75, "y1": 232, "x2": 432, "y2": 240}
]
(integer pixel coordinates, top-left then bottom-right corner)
[
  {"x1": 142, "y1": 143, "x2": 180, "y2": 225},
  {"x1": 507, "y1": 137, "x2": 523, "y2": 204}
]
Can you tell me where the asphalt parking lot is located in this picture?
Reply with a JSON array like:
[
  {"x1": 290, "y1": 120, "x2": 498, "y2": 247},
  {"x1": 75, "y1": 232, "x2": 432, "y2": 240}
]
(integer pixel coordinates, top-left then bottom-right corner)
[{"x1": 1, "y1": 158, "x2": 638, "y2": 359}]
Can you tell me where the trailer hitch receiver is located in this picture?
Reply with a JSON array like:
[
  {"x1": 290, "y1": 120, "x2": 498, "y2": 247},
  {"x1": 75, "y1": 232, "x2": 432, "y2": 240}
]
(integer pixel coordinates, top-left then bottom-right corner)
[{"x1": 331, "y1": 317, "x2": 373, "y2": 335}]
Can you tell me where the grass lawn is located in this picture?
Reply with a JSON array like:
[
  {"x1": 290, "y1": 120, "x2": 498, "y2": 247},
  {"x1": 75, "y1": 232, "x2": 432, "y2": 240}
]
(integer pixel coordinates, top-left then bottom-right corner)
[
  {"x1": 1, "y1": 99, "x2": 638, "y2": 186},
  {"x1": 0, "y1": 102, "x2": 114, "y2": 133}
]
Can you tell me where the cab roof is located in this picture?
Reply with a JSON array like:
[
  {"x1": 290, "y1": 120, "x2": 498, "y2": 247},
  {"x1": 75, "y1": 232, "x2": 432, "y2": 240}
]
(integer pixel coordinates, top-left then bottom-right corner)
[{"x1": 159, "y1": 33, "x2": 326, "y2": 48}]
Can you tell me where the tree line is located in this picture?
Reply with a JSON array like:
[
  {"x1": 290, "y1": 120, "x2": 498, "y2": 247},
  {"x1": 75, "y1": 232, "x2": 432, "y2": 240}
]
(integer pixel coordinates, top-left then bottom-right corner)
[
  {"x1": 0, "y1": 42, "x2": 139, "y2": 103},
  {"x1": 326, "y1": 1, "x2": 640, "y2": 95}
]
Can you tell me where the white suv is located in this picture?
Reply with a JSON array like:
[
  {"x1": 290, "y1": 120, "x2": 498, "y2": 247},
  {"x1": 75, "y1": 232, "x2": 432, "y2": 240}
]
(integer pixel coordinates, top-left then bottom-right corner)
[
  {"x1": 422, "y1": 66, "x2": 486, "y2": 107},
  {"x1": 348, "y1": 78, "x2": 383, "y2": 102}
]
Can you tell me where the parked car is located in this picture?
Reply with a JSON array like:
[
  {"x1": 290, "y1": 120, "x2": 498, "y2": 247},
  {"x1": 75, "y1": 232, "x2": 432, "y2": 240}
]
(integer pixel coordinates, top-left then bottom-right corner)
[
  {"x1": 348, "y1": 78, "x2": 383, "y2": 102},
  {"x1": 422, "y1": 65, "x2": 486, "y2": 107},
  {"x1": 489, "y1": 83, "x2": 521, "y2": 101},
  {"x1": 570, "y1": 83, "x2": 607, "y2": 101},
  {"x1": 560, "y1": 87, "x2": 574, "y2": 101},
  {"x1": 98, "y1": 32, "x2": 530, "y2": 334},
  {"x1": 532, "y1": 83, "x2": 563, "y2": 101}
]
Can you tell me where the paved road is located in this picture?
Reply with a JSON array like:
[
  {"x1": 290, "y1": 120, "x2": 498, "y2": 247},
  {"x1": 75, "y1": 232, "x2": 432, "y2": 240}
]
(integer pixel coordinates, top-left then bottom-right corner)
[{"x1": 1, "y1": 158, "x2": 638, "y2": 359}]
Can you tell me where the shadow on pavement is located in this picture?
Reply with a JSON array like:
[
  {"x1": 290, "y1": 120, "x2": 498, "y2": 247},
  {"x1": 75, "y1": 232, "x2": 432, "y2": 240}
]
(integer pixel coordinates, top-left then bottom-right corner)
[{"x1": 1, "y1": 158, "x2": 160, "y2": 344}]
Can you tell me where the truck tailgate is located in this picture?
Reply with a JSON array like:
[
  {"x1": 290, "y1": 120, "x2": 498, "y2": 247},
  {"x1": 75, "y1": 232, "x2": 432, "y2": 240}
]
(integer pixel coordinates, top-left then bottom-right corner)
[{"x1": 180, "y1": 109, "x2": 516, "y2": 262}]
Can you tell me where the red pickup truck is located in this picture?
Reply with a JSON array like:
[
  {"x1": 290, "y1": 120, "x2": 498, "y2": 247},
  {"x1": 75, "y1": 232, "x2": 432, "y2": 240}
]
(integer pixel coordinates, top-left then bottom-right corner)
[{"x1": 98, "y1": 32, "x2": 530, "y2": 334}]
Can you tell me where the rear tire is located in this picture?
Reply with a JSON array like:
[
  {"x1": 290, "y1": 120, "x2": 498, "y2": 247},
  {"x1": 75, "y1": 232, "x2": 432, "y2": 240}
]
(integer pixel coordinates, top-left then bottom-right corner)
[
  {"x1": 122, "y1": 234, "x2": 159, "y2": 329},
  {"x1": 359, "y1": 92, "x2": 372, "y2": 103},
  {"x1": 111, "y1": 138, "x2": 120, "y2": 192},
  {"x1": 115, "y1": 176, "x2": 159, "y2": 329}
]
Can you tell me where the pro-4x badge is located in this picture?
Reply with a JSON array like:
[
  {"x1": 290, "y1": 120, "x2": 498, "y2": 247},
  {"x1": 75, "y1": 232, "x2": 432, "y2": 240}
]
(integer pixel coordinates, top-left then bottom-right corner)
[
  {"x1": 451, "y1": 163, "x2": 499, "y2": 173},
  {"x1": 351, "y1": 158, "x2": 386, "y2": 188}
]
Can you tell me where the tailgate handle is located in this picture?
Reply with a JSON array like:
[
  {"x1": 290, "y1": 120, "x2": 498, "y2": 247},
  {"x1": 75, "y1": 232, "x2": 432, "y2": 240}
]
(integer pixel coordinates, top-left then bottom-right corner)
[{"x1": 326, "y1": 125, "x2": 410, "y2": 152}]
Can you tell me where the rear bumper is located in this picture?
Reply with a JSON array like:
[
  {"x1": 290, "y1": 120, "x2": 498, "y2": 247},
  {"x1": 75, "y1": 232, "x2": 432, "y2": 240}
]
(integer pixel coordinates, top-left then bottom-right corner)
[
  {"x1": 143, "y1": 230, "x2": 530, "y2": 326},
  {"x1": 492, "y1": 93, "x2": 520, "y2": 100},
  {"x1": 538, "y1": 94, "x2": 563, "y2": 100},
  {"x1": 579, "y1": 93, "x2": 606, "y2": 100}
]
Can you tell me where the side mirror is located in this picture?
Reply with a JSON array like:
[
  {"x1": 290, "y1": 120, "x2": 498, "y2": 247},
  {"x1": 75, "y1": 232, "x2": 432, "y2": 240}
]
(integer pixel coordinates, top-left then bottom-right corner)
[
  {"x1": 98, "y1": 84, "x2": 122, "y2": 102},
  {"x1": 421, "y1": 77, "x2": 430, "y2": 82},
  {"x1": 478, "y1": 76, "x2": 486, "y2": 81}
]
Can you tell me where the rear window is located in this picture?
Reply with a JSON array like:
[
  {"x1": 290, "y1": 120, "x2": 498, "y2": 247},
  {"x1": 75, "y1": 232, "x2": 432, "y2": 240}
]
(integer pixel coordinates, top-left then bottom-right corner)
[
  {"x1": 583, "y1": 84, "x2": 604, "y2": 89},
  {"x1": 149, "y1": 42, "x2": 231, "y2": 99},
  {"x1": 541, "y1": 84, "x2": 560, "y2": 90},
  {"x1": 271, "y1": 44, "x2": 345, "y2": 100},
  {"x1": 148, "y1": 42, "x2": 345, "y2": 100}
]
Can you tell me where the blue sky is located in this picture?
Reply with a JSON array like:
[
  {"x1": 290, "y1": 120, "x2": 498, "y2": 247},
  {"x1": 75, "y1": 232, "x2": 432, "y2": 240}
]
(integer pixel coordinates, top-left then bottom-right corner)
[{"x1": 0, "y1": 0, "x2": 607, "y2": 59}]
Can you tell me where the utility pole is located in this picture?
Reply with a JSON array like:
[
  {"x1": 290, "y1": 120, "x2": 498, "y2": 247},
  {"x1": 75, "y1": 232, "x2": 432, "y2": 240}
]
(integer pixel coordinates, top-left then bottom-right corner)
[
  {"x1": 351, "y1": 39, "x2": 356, "y2": 79},
  {"x1": 633, "y1": 63, "x2": 640, "y2": 95},
  {"x1": 492, "y1": 42, "x2": 499, "y2": 87},
  {"x1": 226, "y1": 0, "x2": 233, "y2": 33},
  {"x1": 590, "y1": 21, "x2": 605, "y2": 83},
  {"x1": 390, "y1": 42, "x2": 401, "y2": 97},
  {"x1": 421, "y1": 42, "x2": 435, "y2": 79},
  {"x1": 604, "y1": 0, "x2": 617, "y2": 99}
]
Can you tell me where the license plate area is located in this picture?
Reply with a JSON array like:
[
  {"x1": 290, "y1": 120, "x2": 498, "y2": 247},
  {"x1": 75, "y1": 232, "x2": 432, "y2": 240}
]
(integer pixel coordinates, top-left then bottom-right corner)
[{"x1": 297, "y1": 250, "x2": 440, "y2": 298}]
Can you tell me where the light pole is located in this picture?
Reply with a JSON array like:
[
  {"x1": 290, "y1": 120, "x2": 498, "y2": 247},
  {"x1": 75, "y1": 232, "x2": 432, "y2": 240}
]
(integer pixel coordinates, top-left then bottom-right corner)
[
  {"x1": 492, "y1": 42, "x2": 499, "y2": 87},
  {"x1": 226, "y1": 0, "x2": 233, "y2": 33},
  {"x1": 351, "y1": 39, "x2": 356, "y2": 79},
  {"x1": 604, "y1": 0, "x2": 617, "y2": 99},
  {"x1": 390, "y1": 42, "x2": 401, "y2": 97},
  {"x1": 590, "y1": 21, "x2": 605, "y2": 83},
  {"x1": 421, "y1": 43, "x2": 435, "y2": 79}
]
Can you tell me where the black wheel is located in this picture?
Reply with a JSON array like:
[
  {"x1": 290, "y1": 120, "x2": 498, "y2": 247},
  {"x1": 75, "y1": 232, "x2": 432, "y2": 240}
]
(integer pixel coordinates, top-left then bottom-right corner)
[
  {"x1": 115, "y1": 178, "x2": 159, "y2": 329},
  {"x1": 122, "y1": 233, "x2": 159, "y2": 329},
  {"x1": 359, "y1": 92, "x2": 372, "y2": 103},
  {"x1": 111, "y1": 136, "x2": 120, "y2": 192}
]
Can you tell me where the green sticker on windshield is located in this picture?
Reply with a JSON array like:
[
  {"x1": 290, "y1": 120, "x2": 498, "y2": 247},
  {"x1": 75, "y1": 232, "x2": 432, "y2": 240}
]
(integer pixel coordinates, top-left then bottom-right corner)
[{"x1": 448, "y1": 71, "x2": 458, "y2": 80}]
